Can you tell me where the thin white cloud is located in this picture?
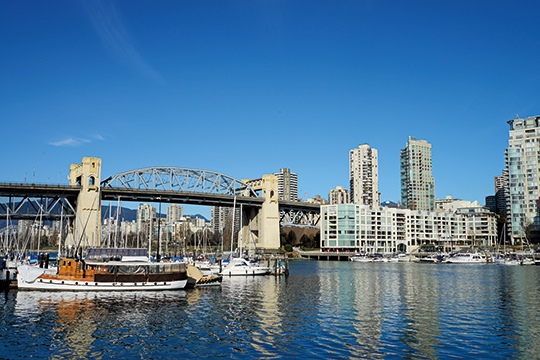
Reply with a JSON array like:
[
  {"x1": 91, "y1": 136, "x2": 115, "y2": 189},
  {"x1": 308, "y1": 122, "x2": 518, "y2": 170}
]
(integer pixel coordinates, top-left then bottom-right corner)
[
  {"x1": 49, "y1": 138, "x2": 90, "y2": 147},
  {"x1": 82, "y1": 0, "x2": 164, "y2": 83},
  {"x1": 93, "y1": 134, "x2": 105, "y2": 141}
]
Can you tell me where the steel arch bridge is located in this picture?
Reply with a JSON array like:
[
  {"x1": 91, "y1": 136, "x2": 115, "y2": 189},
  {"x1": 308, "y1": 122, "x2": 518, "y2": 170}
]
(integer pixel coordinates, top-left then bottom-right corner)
[
  {"x1": 100, "y1": 167, "x2": 258, "y2": 198},
  {"x1": 0, "y1": 166, "x2": 320, "y2": 229}
]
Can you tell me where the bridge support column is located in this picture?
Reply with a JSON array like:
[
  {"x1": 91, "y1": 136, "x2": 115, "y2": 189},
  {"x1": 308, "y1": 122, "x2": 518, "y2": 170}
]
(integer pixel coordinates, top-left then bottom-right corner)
[
  {"x1": 67, "y1": 157, "x2": 102, "y2": 249},
  {"x1": 244, "y1": 175, "x2": 280, "y2": 253}
]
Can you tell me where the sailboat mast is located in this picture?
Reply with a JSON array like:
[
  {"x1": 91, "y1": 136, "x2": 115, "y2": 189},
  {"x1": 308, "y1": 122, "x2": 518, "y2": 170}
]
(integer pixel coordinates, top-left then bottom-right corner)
[
  {"x1": 115, "y1": 197, "x2": 121, "y2": 248},
  {"x1": 230, "y1": 196, "x2": 236, "y2": 257},
  {"x1": 239, "y1": 203, "x2": 243, "y2": 256},
  {"x1": 157, "y1": 201, "x2": 161, "y2": 262},
  {"x1": 108, "y1": 202, "x2": 112, "y2": 248},
  {"x1": 58, "y1": 205, "x2": 63, "y2": 258},
  {"x1": 4, "y1": 208, "x2": 8, "y2": 255},
  {"x1": 37, "y1": 203, "x2": 43, "y2": 255}
]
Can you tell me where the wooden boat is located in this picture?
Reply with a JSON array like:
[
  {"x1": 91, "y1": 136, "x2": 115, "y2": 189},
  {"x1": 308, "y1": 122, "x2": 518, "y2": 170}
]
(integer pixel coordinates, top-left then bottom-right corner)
[{"x1": 17, "y1": 248, "x2": 188, "y2": 291}]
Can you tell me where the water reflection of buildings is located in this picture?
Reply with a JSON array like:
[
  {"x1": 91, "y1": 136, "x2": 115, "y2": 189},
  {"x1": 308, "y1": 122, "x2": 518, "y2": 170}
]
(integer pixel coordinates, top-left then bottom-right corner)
[
  {"x1": 15, "y1": 292, "x2": 98, "y2": 359},
  {"x1": 396, "y1": 264, "x2": 441, "y2": 359},
  {"x1": 221, "y1": 276, "x2": 281, "y2": 356},
  {"x1": 343, "y1": 263, "x2": 442, "y2": 358},
  {"x1": 498, "y1": 267, "x2": 540, "y2": 358},
  {"x1": 14, "y1": 291, "x2": 187, "y2": 359},
  {"x1": 348, "y1": 263, "x2": 385, "y2": 358}
]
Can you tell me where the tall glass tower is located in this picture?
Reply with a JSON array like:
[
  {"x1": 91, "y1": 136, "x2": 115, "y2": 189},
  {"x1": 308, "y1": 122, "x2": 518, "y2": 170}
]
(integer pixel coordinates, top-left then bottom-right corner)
[
  {"x1": 506, "y1": 115, "x2": 540, "y2": 243},
  {"x1": 400, "y1": 136, "x2": 435, "y2": 211}
]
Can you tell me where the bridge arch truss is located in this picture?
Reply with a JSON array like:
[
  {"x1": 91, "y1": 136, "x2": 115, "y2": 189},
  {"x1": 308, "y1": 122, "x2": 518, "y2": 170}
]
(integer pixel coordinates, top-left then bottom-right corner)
[{"x1": 101, "y1": 167, "x2": 258, "y2": 198}]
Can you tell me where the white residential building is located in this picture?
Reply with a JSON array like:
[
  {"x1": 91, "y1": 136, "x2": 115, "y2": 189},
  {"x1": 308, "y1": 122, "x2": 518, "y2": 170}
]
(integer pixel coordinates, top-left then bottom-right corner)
[
  {"x1": 167, "y1": 204, "x2": 183, "y2": 224},
  {"x1": 505, "y1": 115, "x2": 540, "y2": 242},
  {"x1": 274, "y1": 168, "x2": 298, "y2": 201},
  {"x1": 320, "y1": 204, "x2": 494, "y2": 253},
  {"x1": 435, "y1": 195, "x2": 481, "y2": 213},
  {"x1": 349, "y1": 144, "x2": 380, "y2": 206},
  {"x1": 329, "y1": 186, "x2": 350, "y2": 205},
  {"x1": 137, "y1": 203, "x2": 156, "y2": 233}
]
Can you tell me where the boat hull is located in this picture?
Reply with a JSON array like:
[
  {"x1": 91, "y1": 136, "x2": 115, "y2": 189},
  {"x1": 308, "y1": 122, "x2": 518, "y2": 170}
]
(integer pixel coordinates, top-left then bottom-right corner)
[
  {"x1": 218, "y1": 258, "x2": 270, "y2": 276},
  {"x1": 18, "y1": 277, "x2": 187, "y2": 291},
  {"x1": 17, "y1": 260, "x2": 188, "y2": 291},
  {"x1": 220, "y1": 268, "x2": 270, "y2": 276}
]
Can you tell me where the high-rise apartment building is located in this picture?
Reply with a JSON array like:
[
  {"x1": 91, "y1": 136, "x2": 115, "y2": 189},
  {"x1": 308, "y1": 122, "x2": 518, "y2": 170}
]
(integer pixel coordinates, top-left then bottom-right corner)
[
  {"x1": 400, "y1": 136, "x2": 435, "y2": 211},
  {"x1": 506, "y1": 115, "x2": 540, "y2": 242},
  {"x1": 166, "y1": 204, "x2": 183, "y2": 224},
  {"x1": 329, "y1": 186, "x2": 350, "y2": 205},
  {"x1": 210, "y1": 206, "x2": 240, "y2": 234},
  {"x1": 274, "y1": 168, "x2": 298, "y2": 201},
  {"x1": 137, "y1": 203, "x2": 156, "y2": 232},
  {"x1": 349, "y1": 144, "x2": 380, "y2": 205},
  {"x1": 485, "y1": 195, "x2": 497, "y2": 214},
  {"x1": 495, "y1": 171, "x2": 508, "y2": 215}
]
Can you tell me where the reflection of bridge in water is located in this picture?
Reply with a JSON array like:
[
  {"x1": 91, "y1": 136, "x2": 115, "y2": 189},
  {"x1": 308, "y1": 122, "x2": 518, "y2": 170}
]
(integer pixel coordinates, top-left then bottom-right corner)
[{"x1": 0, "y1": 157, "x2": 320, "y2": 252}]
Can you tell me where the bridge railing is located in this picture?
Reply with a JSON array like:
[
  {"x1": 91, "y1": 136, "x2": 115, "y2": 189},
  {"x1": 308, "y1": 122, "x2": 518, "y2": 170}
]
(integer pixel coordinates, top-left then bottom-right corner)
[{"x1": 0, "y1": 182, "x2": 80, "y2": 189}]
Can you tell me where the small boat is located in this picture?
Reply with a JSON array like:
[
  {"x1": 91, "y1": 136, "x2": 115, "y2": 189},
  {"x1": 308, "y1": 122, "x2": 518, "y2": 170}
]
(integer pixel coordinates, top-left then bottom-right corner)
[
  {"x1": 219, "y1": 258, "x2": 270, "y2": 276},
  {"x1": 186, "y1": 264, "x2": 222, "y2": 288},
  {"x1": 446, "y1": 252, "x2": 489, "y2": 264},
  {"x1": 418, "y1": 254, "x2": 445, "y2": 263},
  {"x1": 395, "y1": 253, "x2": 411, "y2": 262},
  {"x1": 17, "y1": 248, "x2": 188, "y2": 291},
  {"x1": 502, "y1": 258, "x2": 521, "y2": 265},
  {"x1": 0, "y1": 259, "x2": 11, "y2": 290},
  {"x1": 350, "y1": 254, "x2": 373, "y2": 262},
  {"x1": 1, "y1": 258, "x2": 19, "y2": 290},
  {"x1": 196, "y1": 274, "x2": 223, "y2": 287}
]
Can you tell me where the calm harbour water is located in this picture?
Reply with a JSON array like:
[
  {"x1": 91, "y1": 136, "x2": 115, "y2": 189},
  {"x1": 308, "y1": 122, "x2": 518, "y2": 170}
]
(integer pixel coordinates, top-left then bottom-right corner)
[{"x1": 1, "y1": 261, "x2": 540, "y2": 359}]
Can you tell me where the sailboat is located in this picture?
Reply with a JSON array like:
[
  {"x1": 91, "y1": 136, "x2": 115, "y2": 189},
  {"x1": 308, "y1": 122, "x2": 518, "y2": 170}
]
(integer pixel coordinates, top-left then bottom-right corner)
[
  {"x1": 17, "y1": 203, "x2": 189, "y2": 291},
  {"x1": 218, "y1": 198, "x2": 270, "y2": 276}
]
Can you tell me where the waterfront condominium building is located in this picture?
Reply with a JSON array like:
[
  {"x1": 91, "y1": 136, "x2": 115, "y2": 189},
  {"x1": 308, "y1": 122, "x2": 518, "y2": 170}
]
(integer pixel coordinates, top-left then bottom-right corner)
[
  {"x1": 349, "y1": 144, "x2": 380, "y2": 206},
  {"x1": 329, "y1": 186, "x2": 350, "y2": 205},
  {"x1": 506, "y1": 115, "x2": 540, "y2": 242},
  {"x1": 274, "y1": 168, "x2": 298, "y2": 201},
  {"x1": 320, "y1": 204, "x2": 495, "y2": 253},
  {"x1": 400, "y1": 136, "x2": 435, "y2": 211}
]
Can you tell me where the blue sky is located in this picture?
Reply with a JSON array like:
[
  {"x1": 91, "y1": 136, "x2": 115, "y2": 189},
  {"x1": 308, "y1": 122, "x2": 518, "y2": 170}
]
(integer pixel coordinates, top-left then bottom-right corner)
[{"x1": 2, "y1": 0, "x2": 540, "y2": 218}]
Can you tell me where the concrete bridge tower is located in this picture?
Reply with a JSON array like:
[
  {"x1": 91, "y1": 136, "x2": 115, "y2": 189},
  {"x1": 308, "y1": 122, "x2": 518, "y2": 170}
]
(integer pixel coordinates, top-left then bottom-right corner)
[
  {"x1": 67, "y1": 157, "x2": 102, "y2": 248},
  {"x1": 242, "y1": 175, "x2": 280, "y2": 252}
]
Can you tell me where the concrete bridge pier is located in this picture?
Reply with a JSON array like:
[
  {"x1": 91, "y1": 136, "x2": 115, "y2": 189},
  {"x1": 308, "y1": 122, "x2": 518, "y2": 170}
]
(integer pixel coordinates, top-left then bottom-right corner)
[
  {"x1": 242, "y1": 175, "x2": 281, "y2": 253},
  {"x1": 66, "y1": 157, "x2": 102, "y2": 249}
]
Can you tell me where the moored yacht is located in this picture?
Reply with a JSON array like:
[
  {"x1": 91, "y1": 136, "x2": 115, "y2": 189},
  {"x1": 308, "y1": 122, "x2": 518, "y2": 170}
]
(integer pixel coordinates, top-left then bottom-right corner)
[
  {"x1": 446, "y1": 252, "x2": 490, "y2": 264},
  {"x1": 350, "y1": 254, "x2": 373, "y2": 262},
  {"x1": 17, "y1": 248, "x2": 188, "y2": 291},
  {"x1": 219, "y1": 258, "x2": 270, "y2": 276}
]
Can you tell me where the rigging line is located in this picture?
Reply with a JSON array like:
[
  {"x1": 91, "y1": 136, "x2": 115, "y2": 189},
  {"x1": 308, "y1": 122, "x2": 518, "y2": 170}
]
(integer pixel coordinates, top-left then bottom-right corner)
[
  {"x1": 247, "y1": 214, "x2": 260, "y2": 256},
  {"x1": 213, "y1": 208, "x2": 233, "y2": 261},
  {"x1": 19, "y1": 205, "x2": 43, "y2": 257},
  {"x1": 75, "y1": 192, "x2": 99, "y2": 254}
]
